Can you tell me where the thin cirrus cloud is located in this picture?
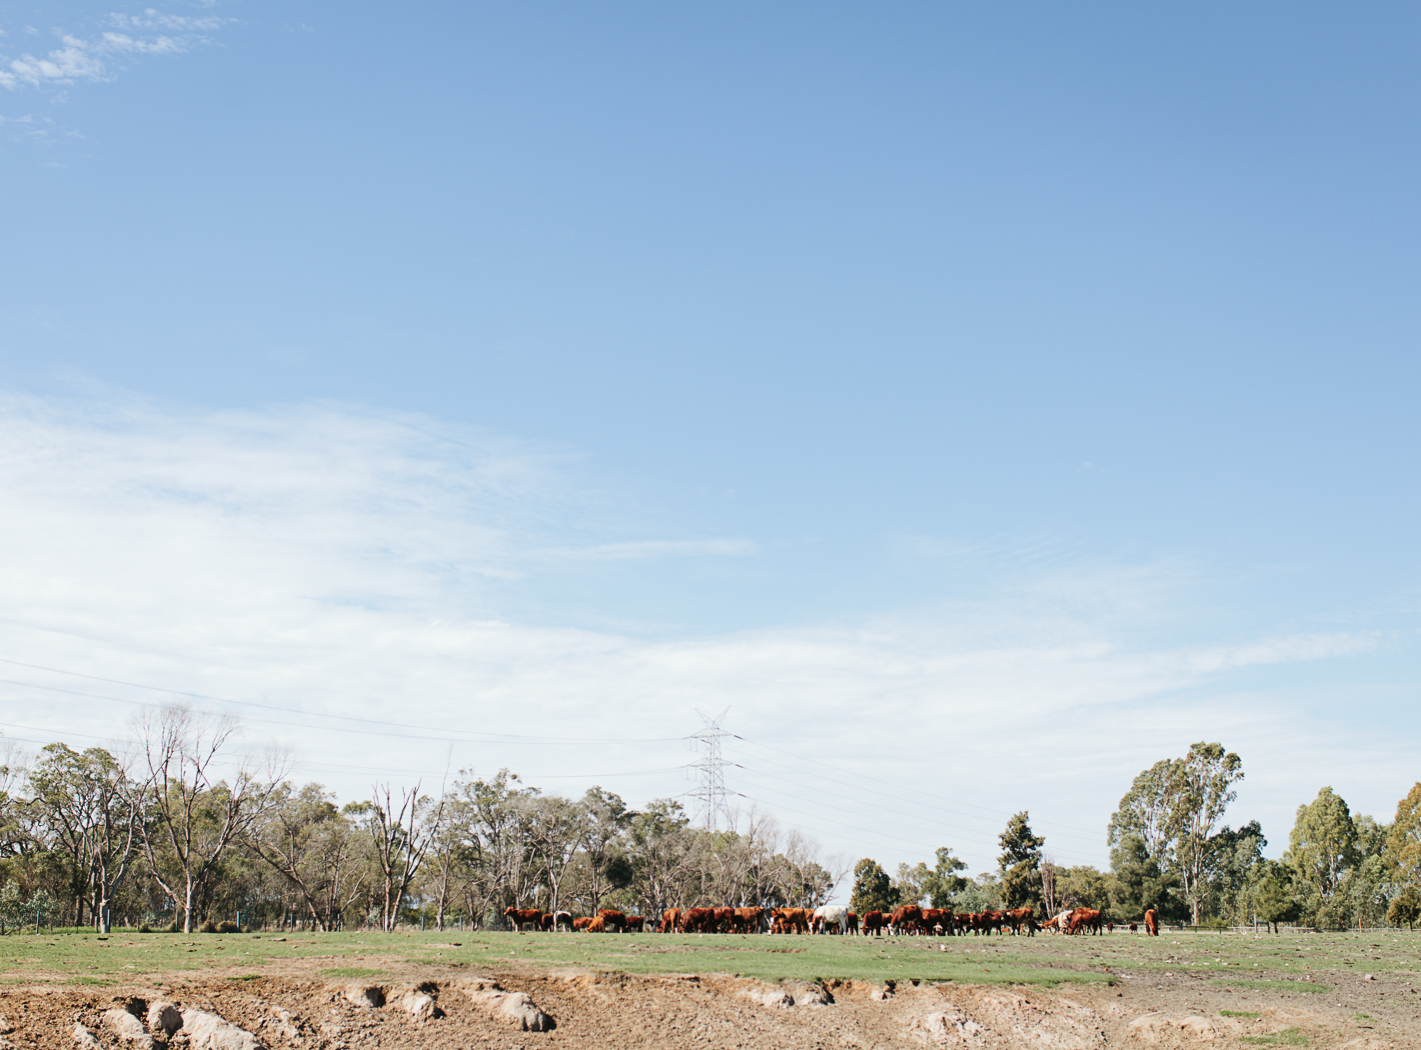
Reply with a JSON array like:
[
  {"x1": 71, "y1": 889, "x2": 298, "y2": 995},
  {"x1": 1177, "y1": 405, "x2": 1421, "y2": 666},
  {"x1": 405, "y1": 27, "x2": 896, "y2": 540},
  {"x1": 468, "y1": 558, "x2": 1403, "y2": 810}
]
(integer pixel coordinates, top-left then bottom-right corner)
[
  {"x1": 0, "y1": 8, "x2": 230, "y2": 92},
  {"x1": 0, "y1": 389, "x2": 1401, "y2": 878}
]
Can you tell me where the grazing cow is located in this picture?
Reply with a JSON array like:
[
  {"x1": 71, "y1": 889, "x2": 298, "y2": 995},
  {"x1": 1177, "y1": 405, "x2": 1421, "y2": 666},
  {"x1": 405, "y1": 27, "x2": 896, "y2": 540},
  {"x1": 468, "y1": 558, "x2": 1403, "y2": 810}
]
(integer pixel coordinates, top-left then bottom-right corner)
[
  {"x1": 587, "y1": 916, "x2": 607, "y2": 932},
  {"x1": 680, "y1": 908, "x2": 718, "y2": 933},
  {"x1": 504, "y1": 907, "x2": 543, "y2": 932},
  {"x1": 889, "y1": 905, "x2": 924, "y2": 935},
  {"x1": 1067, "y1": 908, "x2": 1103, "y2": 936},
  {"x1": 922, "y1": 908, "x2": 954, "y2": 936},
  {"x1": 734, "y1": 907, "x2": 767, "y2": 934},
  {"x1": 813, "y1": 905, "x2": 849, "y2": 935},
  {"x1": 624, "y1": 915, "x2": 645, "y2": 932},
  {"x1": 1005, "y1": 908, "x2": 1037, "y2": 936},
  {"x1": 1128, "y1": 922, "x2": 1138, "y2": 932},
  {"x1": 861, "y1": 910, "x2": 886, "y2": 937},
  {"x1": 712, "y1": 907, "x2": 736, "y2": 933},
  {"x1": 553, "y1": 910, "x2": 573, "y2": 931},
  {"x1": 599, "y1": 909, "x2": 628, "y2": 932},
  {"x1": 771, "y1": 907, "x2": 811, "y2": 934},
  {"x1": 846, "y1": 911, "x2": 859, "y2": 935},
  {"x1": 659, "y1": 909, "x2": 682, "y2": 933},
  {"x1": 573, "y1": 917, "x2": 593, "y2": 931},
  {"x1": 1048, "y1": 910, "x2": 1073, "y2": 934},
  {"x1": 1144, "y1": 909, "x2": 1159, "y2": 937}
]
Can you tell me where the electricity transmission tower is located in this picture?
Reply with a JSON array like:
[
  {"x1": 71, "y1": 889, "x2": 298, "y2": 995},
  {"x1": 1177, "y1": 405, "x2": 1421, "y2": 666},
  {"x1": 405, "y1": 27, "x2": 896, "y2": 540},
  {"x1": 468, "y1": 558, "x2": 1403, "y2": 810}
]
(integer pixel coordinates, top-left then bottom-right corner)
[{"x1": 688, "y1": 708, "x2": 732, "y2": 832}]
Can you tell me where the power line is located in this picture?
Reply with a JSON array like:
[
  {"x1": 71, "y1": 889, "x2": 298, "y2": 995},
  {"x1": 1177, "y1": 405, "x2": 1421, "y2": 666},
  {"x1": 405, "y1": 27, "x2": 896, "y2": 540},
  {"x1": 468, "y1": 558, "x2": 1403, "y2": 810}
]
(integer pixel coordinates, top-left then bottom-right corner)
[
  {"x1": 731, "y1": 733, "x2": 1106, "y2": 840},
  {"x1": 0, "y1": 656, "x2": 682, "y2": 745}
]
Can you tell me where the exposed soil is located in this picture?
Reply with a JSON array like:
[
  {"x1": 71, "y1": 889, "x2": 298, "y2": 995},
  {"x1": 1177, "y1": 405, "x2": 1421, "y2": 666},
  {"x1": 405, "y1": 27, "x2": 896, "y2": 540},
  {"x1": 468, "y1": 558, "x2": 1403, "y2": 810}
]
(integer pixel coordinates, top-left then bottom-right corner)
[{"x1": 0, "y1": 954, "x2": 1414, "y2": 1049}]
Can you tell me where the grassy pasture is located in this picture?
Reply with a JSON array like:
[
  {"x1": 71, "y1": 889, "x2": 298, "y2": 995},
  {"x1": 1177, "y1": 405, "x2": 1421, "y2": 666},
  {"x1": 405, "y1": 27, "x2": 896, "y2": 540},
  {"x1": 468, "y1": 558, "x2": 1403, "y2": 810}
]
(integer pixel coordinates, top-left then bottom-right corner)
[{"x1": 0, "y1": 927, "x2": 1418, "y2": 989}]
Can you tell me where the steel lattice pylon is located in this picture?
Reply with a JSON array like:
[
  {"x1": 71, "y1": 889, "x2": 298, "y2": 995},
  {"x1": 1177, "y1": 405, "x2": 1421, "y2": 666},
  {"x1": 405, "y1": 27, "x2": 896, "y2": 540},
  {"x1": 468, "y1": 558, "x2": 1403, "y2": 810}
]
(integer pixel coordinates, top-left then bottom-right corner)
[{"x1": 688, "y1": 708, "x2": 731, "y2": 832}]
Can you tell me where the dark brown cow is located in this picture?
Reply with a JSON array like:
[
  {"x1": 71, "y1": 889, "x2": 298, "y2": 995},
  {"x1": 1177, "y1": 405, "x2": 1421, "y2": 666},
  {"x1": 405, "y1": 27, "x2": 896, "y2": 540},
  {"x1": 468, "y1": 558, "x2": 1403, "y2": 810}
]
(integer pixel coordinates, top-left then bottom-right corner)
[
  {"x1": 861, "y1": 910, "x2": 886, "y2": 936},
  {"x1": 539, "y1": 913, "x2": 554, "y2": 931},
  {"x1": 504, "y1": 907, "x2": 543, "y2": 932},
  {"x1": 889, "y1": 905, "x2": 924, "y2": 934},
  {"x1": 1005, "y1": 908, "x2": 1037, "y2": 936},
  {"x1": 712, "y1": 907, "x2": 735, "y2": 933},
  {"x1": 599, "y1": 909, "x2": 628, "y2": 932},
  {"x1": 771, "y1": 907, "x2": 811, "y2": 934},
  {"x1": 659, "y1": 908, "x2": 681, "y2": 933},
  {"x1": 624, "y1": 915, "x2": 645, "y2": 932},
  {"x1": 1144, "y1": 909, "x2": 1159, "y2": 937},
  {"x1": 922, "y1": 908, "x2": 954, "y2": 936},
  {"x1": 733, "y1": 907, "x2": 766, "y2": 933},
  {"x1": 846, "y1": 911, "x2": 859, "y2": 935},
  {"x1": 680, "y1": 908, "x2": 717, "y2": 933},
  {"x1": 1067, "y1": 908, "x2": 1103, "y2": 935}
]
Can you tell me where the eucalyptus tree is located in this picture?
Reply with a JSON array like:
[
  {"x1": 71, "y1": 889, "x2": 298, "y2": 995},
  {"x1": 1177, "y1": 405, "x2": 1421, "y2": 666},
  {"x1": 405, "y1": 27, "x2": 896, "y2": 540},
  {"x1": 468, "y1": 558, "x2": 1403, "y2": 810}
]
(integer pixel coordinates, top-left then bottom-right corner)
[
  {"x1": 998, "y1": 811, "x2": 1045, "y2": 910},
  {"x1": 27, "y1": 743, "x2": 139, "y2": 932},
  {"x1": 365, "y1": 781, "x2": 444, "y2": 931},
  {"x1": 138, "y1": 706, "x2": 282, "y2": 933}
]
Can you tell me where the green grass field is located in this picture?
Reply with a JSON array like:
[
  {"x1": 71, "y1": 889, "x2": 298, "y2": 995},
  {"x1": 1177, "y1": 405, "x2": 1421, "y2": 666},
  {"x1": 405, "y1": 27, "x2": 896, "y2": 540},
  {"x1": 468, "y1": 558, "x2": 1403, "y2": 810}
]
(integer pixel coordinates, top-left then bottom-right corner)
[{"x1": 1, "y1": 927, "x2": 1417, "y2": 989}]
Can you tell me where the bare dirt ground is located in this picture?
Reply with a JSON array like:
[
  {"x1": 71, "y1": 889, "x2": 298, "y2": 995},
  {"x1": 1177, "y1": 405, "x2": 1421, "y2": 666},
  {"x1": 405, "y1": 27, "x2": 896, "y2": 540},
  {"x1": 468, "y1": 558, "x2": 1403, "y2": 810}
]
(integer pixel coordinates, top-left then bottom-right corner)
[{"x1": 1, "y1": 950, "x2": 1415, "y2": 1050}]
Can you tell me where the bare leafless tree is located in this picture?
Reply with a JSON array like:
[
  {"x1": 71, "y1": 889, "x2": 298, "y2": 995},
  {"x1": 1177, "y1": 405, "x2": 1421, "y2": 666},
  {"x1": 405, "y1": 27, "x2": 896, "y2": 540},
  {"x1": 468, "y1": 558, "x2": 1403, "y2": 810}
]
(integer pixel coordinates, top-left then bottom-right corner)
[
  {"x1": 137, "y1": 705, "x2": 282, "y2": 933},
  {"x1": 366, "y1": 781, "x2": 443, "y2": 931}
]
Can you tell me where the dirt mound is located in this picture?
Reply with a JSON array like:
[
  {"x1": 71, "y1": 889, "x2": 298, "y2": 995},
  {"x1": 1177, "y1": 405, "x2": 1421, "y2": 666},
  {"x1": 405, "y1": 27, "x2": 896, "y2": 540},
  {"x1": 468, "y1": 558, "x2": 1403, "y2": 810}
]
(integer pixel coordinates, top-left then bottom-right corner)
[{"x1": 0, "y1": 962, "x2": 1402, "y2": 1049}]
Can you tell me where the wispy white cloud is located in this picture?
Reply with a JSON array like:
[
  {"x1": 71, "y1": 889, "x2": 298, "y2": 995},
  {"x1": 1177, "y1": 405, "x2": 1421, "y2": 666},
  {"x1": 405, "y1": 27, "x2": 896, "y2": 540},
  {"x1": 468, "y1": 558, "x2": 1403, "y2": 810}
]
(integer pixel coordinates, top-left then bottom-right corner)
[
  {"x1": 0, "y1": 390, "x2": 1404, "y2": 882},
  {"x1": 0, "y1": 7, "x2": 231, "y2": 91}
]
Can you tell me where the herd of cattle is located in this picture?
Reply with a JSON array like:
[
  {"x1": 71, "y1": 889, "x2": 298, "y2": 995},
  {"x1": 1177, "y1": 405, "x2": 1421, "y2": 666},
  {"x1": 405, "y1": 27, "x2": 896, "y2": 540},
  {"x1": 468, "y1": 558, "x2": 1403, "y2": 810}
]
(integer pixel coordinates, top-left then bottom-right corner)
[{"x1": 504, "y1": 904, "x2": 1163, "y2": 937}]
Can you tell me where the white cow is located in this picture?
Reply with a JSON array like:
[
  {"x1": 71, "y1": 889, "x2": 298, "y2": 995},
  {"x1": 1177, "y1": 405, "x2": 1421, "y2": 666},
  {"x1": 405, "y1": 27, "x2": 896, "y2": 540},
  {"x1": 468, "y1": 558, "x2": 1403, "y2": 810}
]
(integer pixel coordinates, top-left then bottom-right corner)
[{"x1": 813, "y1": 905, "x2": 849, "y2": 935}]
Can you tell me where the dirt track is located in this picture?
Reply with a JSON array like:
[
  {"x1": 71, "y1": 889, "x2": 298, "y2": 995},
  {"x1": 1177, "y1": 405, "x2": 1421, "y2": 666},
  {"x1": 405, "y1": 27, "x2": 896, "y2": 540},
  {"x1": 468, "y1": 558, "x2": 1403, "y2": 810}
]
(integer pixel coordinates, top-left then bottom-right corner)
[{"x1": 1, "y1": 955, "x2": 1413, "y2": 1050}]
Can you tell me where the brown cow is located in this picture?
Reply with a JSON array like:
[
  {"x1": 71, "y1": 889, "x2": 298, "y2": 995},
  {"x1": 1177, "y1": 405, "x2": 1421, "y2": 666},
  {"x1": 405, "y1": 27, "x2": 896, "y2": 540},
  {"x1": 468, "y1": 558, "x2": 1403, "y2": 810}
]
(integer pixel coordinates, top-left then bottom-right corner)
[
  {"x1": 680, "y1": 908, "x2": 717, "y2": 933},
  {"x1": 659, "y1": 908, "x2": 681, "y2": 933},
  {"x1": 889, "y1": 905, "x2": 924, "y2": 934},
  {"x1": 1067, "y1": 908, "x2": 1103, "y2": 935},
  {"x1": 861, "y1": 910, "x2": 885, "y2": 936},
  {"x1": 922, "y1": 908, "x2": 953, "y2": 936},
  {"x1": 504, "y1": 907, "x2": 543, "y2": 932},
  {"x1": 599, "y1": 909, "x2": 628, "y2": 932},
  {"x1": 712, "y1": 907, "x2": 735, "y2": 933},
  {"x1": 1005, "y1": 908, "x2": 1037, "y2": 936},
  {"x1": 573, "y1": 916, "x2": 593, "y2": 931},
  {"x1": 624, "y1": 915, "x2": 645, "y2": 932},
  {"x1": 1144, "y1": 909, "x2": 1159, "y2": 936},
  {"x1": 587, "y1": 916, "x2": 606, "y2": 932},
  {"x1": 733, "y1": 907, "x2": 766, "y2": 933},
  {"x1": 771, "y1": 907, "x2": 811, "y2": 934},
  {"x1": 846, "y1": 911, "x2": 859, "y2": 935}
]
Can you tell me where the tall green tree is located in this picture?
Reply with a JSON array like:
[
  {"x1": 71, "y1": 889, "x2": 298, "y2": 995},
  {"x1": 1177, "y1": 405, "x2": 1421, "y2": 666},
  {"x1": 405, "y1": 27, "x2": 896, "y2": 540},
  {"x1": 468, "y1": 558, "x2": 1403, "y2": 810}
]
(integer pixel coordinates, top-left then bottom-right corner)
[
  {"x1": 1385, "y1": 783, "x2": 1421, "y2": 890},
  {"x1": 28, "y1": 744, "x2": 139, "y2": 932},
  {"x1": 850, "y1": 858, "x2": 899, "y2": 914},
  {"x1": 1252, "y1": 859, "x2": 1300, "y2": 933},
  {"x1": 922, "y1": 847, "x2": 969, "y2": 908},
  {"x1": 1288, "y1": 786, "x2": 1358, "y2": 905},
  {"x1": 1172, "y1": 742, "x2": 1244, "y2": 924},
  {"x1": 998, "y1": 812, "x2": 1044, "y2": 910}
]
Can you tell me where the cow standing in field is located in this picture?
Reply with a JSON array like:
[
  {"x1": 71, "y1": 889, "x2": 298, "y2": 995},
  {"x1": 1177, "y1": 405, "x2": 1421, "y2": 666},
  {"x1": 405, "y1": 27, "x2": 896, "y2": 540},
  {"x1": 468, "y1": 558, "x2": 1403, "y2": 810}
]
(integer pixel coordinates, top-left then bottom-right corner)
[
  {"x1": 889, "y1": 905, "x2": 924, "y2": 935},
  {"x1": 1005, "y1": 908, "x2": 1037, "y2": 936},
  {"x1": 846, "y1": 912, "x2": 859, "y2": 935},
  {"x1": 680, "y1": 908, "x2": 718, "y2": 933},
  {"x1": 1067, "y1": 908, "x2": 1103, "y2": 935},
  {"x1": 813, "y1": 905, "x2": 849, "y2": 934},
  {"x1": 659, "y1": 909, "x2": 681, "y2": 933},
  {"x1": 861, "y1": 911, "x2": 885, "y2": 936},
  {"x1": 1144, "y1": 909, "x2": 1159, "y2": 936},
  {"x1": 922, "y1": 908, "x2": 954, "y2": 936},
  {"x1": 624, "y1": 915, "x2": 645, "y2": 932},
  {"x1": 573, "y1": 917, "x2": 593, "y2": 931},
  {"x1": 733, "y1": 907, "x2": 767, "y2": 933},
  {"x1": 771, "y1": 907, "x2": 811, "y2": 934},
  {"x1": 504, "y1": 907, "x2": 543, "y2": 932},
  {"x1": 599, "y1": 910, "x2": 628, "y2": 932}
]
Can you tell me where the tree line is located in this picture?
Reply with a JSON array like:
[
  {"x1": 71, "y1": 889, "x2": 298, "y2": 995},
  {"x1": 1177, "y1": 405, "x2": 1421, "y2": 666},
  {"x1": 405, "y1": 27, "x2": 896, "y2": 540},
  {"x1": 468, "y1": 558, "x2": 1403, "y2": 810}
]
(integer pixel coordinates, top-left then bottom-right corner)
[
  {"x1": 0, "y1": 707, "x2": 837, "y2": 933},
  {"x1": 850, "y1": 741, "x2": 1421, "y2": 932}
]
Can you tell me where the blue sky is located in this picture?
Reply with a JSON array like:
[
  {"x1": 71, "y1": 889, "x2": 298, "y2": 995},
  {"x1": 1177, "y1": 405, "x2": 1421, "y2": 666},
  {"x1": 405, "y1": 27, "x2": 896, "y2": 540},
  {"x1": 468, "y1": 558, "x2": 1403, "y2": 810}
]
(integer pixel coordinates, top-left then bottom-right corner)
[{"x1": 2, "y1": 1, "x2": 1419, "y2": 883}]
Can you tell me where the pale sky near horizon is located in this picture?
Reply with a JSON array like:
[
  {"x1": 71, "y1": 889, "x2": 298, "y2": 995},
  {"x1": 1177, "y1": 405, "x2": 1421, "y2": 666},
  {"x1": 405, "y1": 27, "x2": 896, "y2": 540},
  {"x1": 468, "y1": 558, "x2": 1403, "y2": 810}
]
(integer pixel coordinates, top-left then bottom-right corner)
[{"x1": 2, "y1": 2, "x2": 1420, "y2": 890}]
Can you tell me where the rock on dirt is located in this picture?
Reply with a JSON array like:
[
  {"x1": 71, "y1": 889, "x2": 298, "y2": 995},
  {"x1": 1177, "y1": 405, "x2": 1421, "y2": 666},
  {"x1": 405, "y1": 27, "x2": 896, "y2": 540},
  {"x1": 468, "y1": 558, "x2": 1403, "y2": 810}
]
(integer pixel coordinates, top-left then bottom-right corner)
[
  {"x1": 459, "y1": 977, "x2": 555, "y2": 1031},
  {"x1": 147, "y1": 1000, "x2": 184, "y2": 1037},
  {"x1": 1127, "y1": 1012, "x2": 1219, "y2": 1043},
  {"x1": 103, "y1": 1006, "x2": 156, "y2": 1049},
  {"x1": 399, "y1": 989, "x2": 441, "y2": 1022},
  {"x1": 181, "y1": 1008, "x2": 264, "y2": 1050},
  {"x1": 343, "y1": 984, "x2": 386, "y2": 1009},
  {"x1": 71, "y1": 1023, "x2": 101, "y2": 1048},
  {"x1": 910, "y1": 1007, "x2": 988, "y2": 1045}
]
